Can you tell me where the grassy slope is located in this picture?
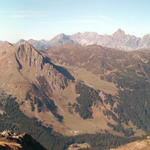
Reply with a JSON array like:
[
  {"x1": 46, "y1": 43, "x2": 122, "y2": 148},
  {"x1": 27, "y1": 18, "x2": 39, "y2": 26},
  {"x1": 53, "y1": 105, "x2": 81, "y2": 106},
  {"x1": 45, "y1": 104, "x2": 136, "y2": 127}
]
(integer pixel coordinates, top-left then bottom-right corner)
[
  {"x1": 50, "y1": 83, "x2": 110, "y2": 136},
  {"x1": 49, "y1": 65, "x2": 118, "y2": 135},
  {"x1": 55, "y1": 64, "x2": 118, "y2": 95}
]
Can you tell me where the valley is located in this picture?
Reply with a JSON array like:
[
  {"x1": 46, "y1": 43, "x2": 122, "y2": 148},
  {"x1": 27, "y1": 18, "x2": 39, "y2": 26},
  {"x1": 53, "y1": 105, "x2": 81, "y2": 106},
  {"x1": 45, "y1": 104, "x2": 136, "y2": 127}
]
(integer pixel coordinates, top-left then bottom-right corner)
[{"x1": 0, "y1": 41, "x2": 150, "y2": 149}]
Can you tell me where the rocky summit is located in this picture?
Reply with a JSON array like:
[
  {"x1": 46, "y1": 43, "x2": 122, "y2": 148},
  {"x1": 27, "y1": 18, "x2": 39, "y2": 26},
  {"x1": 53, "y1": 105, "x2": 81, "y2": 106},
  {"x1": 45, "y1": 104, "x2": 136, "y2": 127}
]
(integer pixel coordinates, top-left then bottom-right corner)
[{"x1": 0, "y1": 130, "x2": 47, "y2": 150}]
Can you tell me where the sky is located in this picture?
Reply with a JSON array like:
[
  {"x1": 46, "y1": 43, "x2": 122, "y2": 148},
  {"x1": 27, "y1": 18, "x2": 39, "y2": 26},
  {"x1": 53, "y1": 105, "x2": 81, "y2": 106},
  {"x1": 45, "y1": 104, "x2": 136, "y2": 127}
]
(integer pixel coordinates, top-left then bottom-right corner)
[{"x1": 0, "y1": 0, "x2": 150, "y2": 42}]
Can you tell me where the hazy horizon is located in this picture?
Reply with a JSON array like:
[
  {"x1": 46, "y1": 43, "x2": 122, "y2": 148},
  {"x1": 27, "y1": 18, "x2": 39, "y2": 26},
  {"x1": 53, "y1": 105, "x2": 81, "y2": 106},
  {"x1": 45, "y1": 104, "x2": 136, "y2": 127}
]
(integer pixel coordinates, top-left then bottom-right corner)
[
  {"x1": 0, "y1": 0, "x2": 150, "y2": 42},
  {"x1": 1, "y1": 28, "x2": 150, "y2": 44}
]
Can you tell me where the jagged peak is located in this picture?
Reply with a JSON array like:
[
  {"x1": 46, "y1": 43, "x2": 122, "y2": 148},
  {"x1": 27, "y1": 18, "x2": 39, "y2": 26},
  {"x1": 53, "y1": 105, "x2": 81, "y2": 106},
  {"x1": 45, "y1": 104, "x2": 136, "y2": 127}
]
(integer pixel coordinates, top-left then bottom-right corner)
[
  {"x1": 15, "y1": 39, "x2": 27, "y2": 47},
  {"x1": 28, "y1": 39, "x2": 48, "y2": 44},
  {"x1": 113, "y1": 28, "x2": 125, "y2": 37},
  {"x1": 51, "y1": 33, "x2": 70, "y2": 41},
  {"x1": 15, "y1": 42, "x2": 43, "y2": 66},
  {"x1": 17, "y1": 41, "x2": 40, "y2": 52},
  {"x1": 17, "y1": 39, "x2": 26, "y2": 43},
  {"x1": 56, "y1": 33, "x2": 68, "y2": 38},
  {"x1": 20, "y1": 41, "x2": 33, "y2": 46}
]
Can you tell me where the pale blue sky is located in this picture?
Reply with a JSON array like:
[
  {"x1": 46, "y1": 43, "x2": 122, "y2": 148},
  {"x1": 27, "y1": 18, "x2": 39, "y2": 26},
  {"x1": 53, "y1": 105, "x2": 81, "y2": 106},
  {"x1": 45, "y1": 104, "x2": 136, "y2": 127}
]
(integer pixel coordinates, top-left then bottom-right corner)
[{"x1": 0, "y1": 0, "x2": 150, "y2": 42}]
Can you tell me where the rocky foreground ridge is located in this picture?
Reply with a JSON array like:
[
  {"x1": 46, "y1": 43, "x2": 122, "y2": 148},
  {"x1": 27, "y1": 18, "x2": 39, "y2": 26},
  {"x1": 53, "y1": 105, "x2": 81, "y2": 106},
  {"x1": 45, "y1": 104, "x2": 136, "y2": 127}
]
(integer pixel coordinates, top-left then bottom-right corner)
[{"x1": 0, "y1": 130, "x2": 47, "y2": 150}]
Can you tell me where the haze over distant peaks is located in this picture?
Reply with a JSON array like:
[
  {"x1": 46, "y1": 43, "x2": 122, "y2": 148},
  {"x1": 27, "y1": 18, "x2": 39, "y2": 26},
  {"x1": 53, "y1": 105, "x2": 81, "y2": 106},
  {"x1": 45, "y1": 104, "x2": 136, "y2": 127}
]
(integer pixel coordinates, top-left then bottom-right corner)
[
  {"x1": 2, "y1": 29, "x2": 150, "y2": 51},
  {"x1": 70, "y1": 29, "x2": 141, "y2": 50},
  {"x1": 47, "y1": 29, "x2": 150, "y2": 51},
  {"x1": 113, "y1": 29, "x2": 125, "y2": 37},
  {"x1": 48, "y1": 33, "x2": 76, "y2": 47}
]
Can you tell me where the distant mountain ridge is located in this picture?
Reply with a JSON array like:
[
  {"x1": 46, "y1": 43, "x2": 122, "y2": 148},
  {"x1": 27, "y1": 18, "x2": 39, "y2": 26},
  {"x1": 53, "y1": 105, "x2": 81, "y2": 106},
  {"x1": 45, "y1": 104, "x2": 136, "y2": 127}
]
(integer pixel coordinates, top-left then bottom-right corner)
[
  {"x1": 16, "y1": 39, "x2": 49, "y2": 50},
  {"x1": 65, "y1": 29, "x2": 150, "y2": 51},
  {"x1": 13, "y1": 29, "x2": 150, "y2": 51}
]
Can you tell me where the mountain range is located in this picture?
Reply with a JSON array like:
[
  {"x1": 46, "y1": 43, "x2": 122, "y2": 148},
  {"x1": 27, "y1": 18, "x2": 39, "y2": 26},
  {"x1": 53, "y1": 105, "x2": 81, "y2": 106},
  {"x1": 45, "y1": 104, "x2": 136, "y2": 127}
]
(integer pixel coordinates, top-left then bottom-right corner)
[
  {"x1": 10, "y1": 29, "x2": 150, "y2": 51},
  {"x1": 1, "y1": 38, "x2": 150, "y2": 149}
]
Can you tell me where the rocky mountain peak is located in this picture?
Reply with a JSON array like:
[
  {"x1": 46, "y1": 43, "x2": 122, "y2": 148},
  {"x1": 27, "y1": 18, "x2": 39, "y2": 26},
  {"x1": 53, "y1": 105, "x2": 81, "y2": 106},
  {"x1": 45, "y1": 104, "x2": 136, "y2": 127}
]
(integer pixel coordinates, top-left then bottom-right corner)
[
  {"x1": 15, "y1": 42, "x2": 42, "y2": 67},
  {"x1": 48, "y1": 33, "x2": 75, "y2": 47},
  {"x1": 16, "y1": 39, "x2": 26, "y2": 45},
  {"x1": 113, "y1": 29, "x2": 125, "y2": 37},
  {"x1": 17, "y1": 41, "x2": 39, "y2": 53},
  {"x1": 15, "y1": 42, "x2": 73, "y2": 91},
  {"x1": 51, "y1": 33, "x2": 69, "y2": 41},
  {"x1": 12, "y1": 29, "x2": 150, "y2": 51}
]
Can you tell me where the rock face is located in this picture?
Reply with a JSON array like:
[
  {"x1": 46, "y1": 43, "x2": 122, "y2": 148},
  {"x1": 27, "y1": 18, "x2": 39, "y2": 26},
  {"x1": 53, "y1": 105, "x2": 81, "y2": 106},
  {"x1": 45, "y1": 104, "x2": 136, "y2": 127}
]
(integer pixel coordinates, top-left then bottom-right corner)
[
  {"x1": 0, "y1": 41, "x2": 72, "y2": 98},
  {"x1": 16, "y1": 39, "x2": 49, "y2": 51},
  {"x1": 48, "y1": 33, "x2": 75, "y2": 47},
  {"x1": 0, "y1": 41, "x2": 74, "y2": 128},
  {"x1": 15, "y1": 42, "x2": 70, "y2": 91},
  {"x1": 0, "y1": 130, "x2": 47, "y2": 150}
]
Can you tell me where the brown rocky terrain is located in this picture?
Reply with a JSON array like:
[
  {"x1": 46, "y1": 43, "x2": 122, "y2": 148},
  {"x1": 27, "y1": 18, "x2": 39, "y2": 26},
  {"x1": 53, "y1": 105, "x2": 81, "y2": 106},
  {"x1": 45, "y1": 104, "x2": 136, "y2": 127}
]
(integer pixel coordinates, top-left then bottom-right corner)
[
  {"x1": 0, "y1": 41, "x2": 75, "y2": 134},
  {"x1": 0, "y1": 130, "x2": 47, "y2": 150},
  {"x1": 0, "y1": 41, "x2": 71, "y2": 99},
  {"x1": 46, "y1": 43, "x2": 150, "y2": 75},
  {"x1": 1, "y1": 41, "x2": 150, "y2": 149}
]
